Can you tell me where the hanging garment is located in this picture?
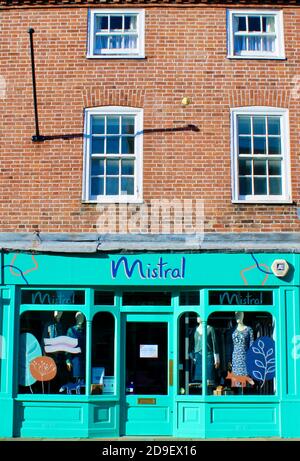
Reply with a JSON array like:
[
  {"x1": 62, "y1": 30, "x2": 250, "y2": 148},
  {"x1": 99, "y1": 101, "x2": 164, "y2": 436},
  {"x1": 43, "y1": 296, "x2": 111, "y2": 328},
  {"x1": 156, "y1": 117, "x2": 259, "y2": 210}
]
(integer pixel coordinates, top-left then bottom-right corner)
[{"x1": 232, "y1": 326, "x2": 254, "y2": 376}]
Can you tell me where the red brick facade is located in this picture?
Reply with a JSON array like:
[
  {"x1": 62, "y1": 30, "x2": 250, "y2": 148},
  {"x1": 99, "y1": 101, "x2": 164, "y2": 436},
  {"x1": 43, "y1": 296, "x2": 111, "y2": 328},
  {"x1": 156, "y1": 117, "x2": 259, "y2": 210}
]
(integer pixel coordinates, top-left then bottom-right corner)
[{"x1": 1, "y1": 3, "x2": 300, "y2": 232}]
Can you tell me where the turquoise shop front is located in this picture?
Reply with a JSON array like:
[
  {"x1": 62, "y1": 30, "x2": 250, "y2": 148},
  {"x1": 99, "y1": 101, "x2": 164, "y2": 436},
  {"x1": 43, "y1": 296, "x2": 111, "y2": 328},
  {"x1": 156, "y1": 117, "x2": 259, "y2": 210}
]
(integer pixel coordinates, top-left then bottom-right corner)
[{"x1": 0, "y1": 251, "x2": 299, "y2": 439}]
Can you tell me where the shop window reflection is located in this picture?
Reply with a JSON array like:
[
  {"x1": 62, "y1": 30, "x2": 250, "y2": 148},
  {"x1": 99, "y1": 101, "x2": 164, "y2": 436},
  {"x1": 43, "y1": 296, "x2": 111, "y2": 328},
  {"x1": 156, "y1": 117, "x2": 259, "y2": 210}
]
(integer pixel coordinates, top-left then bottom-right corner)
[{"x1": 91, "y1": 312, "x2": 115, "y2": 395}]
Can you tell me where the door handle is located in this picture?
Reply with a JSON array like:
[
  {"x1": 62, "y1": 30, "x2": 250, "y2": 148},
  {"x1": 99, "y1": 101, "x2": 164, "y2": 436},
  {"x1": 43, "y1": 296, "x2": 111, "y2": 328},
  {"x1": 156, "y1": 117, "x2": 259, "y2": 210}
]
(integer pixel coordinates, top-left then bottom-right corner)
[{"x1": 169, "y1": 359, "x2": 173, "y2": 386}]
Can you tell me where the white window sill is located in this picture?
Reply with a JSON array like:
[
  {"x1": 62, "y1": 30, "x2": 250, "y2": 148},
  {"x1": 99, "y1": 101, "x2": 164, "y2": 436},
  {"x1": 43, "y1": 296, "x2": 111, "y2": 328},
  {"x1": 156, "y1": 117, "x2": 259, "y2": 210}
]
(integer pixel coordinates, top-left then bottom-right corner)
[
  {"x1": 86, "y1": 54, "x2": 146, "y2": 59},
  {"x1": 82, "y1": 198, "x2": 144, "y2": 205},
  {"x1": 232, "y1": 199, "x2": 293, "y2": 205},
  {"x1": 227, "y1": 54, "x2": 286, "y2": 60}
]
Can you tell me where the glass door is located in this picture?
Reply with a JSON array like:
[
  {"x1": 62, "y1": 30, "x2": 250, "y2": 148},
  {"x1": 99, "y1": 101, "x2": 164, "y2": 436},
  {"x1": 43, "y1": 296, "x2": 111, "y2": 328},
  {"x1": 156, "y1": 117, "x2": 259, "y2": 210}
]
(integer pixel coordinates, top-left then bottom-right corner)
[{"x1": 122, "y1": 313, "x2": 173, "y2": 436}]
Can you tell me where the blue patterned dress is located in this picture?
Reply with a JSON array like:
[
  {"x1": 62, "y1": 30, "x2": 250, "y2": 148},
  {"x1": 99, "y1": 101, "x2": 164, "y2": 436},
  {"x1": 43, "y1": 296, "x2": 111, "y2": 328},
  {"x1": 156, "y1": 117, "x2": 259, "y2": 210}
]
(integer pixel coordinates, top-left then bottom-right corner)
[{"x1": 232, "y1": 326, "x2": 254, "y2": 376}]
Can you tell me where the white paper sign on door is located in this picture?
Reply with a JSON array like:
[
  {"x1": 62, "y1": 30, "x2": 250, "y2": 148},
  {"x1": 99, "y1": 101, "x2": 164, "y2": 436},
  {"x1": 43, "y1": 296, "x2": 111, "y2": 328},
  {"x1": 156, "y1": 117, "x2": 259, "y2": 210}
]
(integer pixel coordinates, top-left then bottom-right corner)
[{"x1": 140, "y1": 344, "x2": 158, "y2": 358}]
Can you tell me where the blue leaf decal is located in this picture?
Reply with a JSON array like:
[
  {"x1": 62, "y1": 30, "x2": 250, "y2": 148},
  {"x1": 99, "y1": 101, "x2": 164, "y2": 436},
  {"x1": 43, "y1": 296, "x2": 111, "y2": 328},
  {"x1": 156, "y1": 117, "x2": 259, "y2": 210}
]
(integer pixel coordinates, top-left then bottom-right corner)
[
  {"x1": 253, "y1": 370, "x2": 263, "y2": 381},
  {"x1": 247, "y1": 336, "x2": 276, "y2": 382},
  {"x1": 254, "y1": 360, "x2": 265, "y2": 369}
]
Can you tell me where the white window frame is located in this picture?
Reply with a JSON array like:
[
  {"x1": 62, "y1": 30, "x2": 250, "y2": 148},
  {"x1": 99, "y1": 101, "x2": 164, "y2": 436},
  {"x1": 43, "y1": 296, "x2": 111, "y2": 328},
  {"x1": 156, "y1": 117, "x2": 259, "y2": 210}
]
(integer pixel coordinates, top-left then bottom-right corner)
[
  {"x1": 87, "y1": 9, "x2": 145, "y2": 59},
  {"x1": 82, "y1": 106, "x2": 143, "y2": 204},
  {"x1": 231, "y1": 107, "x2": 291, "y2": 204},
  {"x1": 227, "y1": 10, "x2": 285, "y2": 59}
]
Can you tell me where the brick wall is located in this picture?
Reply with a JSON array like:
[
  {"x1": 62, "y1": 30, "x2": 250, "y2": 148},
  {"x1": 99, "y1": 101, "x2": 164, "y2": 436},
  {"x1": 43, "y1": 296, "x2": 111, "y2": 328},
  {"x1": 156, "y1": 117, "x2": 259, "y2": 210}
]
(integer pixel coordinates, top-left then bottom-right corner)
[{"x1": 1, "y1": 4, "x2": 300, "y2": 232}]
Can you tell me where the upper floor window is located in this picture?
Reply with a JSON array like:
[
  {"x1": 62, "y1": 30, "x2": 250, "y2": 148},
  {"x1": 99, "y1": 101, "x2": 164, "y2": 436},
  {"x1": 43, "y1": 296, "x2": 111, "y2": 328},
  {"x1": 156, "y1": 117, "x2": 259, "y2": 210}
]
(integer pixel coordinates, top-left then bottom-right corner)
[
  {"x1": 231, "y1": 107, "x2": 291, "y2": 203},
  {"x1": 87, "y1": 9, "x2": 145, "y2": 58},
  {"x1": 83, "y1": 107, "x2": 143, "y2": 203},
  {"x1": 227, "y1": 10, "x2": 285, "y2": 59}
]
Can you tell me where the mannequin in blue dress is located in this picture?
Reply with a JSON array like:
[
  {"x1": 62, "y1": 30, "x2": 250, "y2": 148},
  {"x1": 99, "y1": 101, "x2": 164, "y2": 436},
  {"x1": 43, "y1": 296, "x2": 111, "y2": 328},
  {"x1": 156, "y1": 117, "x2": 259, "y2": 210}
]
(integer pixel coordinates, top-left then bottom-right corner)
[
  {"x1": 66, "y1": 312, "x2": 86, "y2": 383},
  {"x1": 231, "y1": 312, "x2": 254, "y2": 377}
]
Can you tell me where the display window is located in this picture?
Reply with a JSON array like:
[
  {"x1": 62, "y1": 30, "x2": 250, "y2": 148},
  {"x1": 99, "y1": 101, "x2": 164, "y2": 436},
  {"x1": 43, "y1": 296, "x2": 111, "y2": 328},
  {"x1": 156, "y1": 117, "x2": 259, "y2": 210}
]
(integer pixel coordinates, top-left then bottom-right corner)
[
  {"x1": 207, "y1": 311, "x2": 275, "y2": 395},
  {"x1": 19, "y1": 310, "x2": 87, "y2": 395},
  {"x1": 91, "y1": 312, "x2": 115, "y2": 395}
]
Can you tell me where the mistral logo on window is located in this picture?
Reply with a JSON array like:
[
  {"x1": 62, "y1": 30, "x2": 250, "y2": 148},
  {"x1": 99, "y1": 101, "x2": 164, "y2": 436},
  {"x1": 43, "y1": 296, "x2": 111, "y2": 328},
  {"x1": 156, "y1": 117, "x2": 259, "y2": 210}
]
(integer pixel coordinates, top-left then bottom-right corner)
[{"x1": 111, "y1": 256, "x2": 186, "y2": 280}]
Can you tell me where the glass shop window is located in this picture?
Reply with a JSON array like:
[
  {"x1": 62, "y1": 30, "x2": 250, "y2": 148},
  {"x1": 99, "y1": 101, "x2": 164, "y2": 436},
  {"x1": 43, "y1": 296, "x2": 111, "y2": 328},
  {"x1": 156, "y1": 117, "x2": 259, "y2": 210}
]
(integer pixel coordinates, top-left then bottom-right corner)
[
  {"x1": 207, "y1": 311, "x2": 275, "y2": 396},
  {"x1": 19, "y1": 311, "x2": 86, "y2": 395},
  {"x1": 178, "y1": 312, "x2": 203, "y2": 395},
  {"x1": 94, "y1": 291, "x2": 115, "y2": 305},
  {"x1": 122, "y1": 291, "x2": 172, "y2": 306},
  {"x1": 91, "y1": 312, "x2": 115, "y2": 395},
  {"x1": 179, "y1": 291, "x2": 200, "y2": 306}
]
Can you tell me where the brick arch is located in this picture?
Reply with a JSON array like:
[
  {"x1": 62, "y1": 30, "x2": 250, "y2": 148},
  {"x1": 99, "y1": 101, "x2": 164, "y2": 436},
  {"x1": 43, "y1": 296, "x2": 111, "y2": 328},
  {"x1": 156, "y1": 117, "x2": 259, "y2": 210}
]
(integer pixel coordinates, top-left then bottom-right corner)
[
  {"x1": 82, "y1": 88, "x2": 145, "y2": 109},
  {"x1": 227, "y1": 89, "x2": 291, "y2": 109}
]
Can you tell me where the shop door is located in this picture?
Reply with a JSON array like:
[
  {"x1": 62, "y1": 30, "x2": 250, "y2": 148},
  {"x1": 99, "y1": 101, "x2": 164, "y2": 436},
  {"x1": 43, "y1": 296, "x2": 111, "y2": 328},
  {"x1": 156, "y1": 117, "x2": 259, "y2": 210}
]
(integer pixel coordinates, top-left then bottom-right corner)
[{"x1": 122, "y1": 313, "x2": 174, "y2": 436}]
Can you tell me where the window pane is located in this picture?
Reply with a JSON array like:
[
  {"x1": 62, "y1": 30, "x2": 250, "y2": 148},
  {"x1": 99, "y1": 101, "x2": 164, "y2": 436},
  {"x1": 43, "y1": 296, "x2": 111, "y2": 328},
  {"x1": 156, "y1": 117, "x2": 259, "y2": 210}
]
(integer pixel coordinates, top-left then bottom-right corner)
[
  {"x1": 92, "y1": 117, "x2": 105, "y2": 135},
  {"x1": 95, "y1": 16, "x2": 108, "y2": 31},
  {"x1": 268, "y1": 137, "x2": 281, "y2": 155},
  {"x1": 124, "y1": 15, "x2": 137, "y2": 31},
  {"x1": 123, "y1": 292, "x2": 172, "y2": 306},
  {"x1": 91, "y1": 159, "x2": 104, "y2": 176},
  {"x1": 122, "y1": 117, "x2": 135, "y2": 135},
  {"x1": 269, "y1": 177, "x2": 282, "y2": 195},
  {"x1": 106, "y1": 177, "x2": 119, "y2": 195},
  {"x1": 254, "y1": 177, "x2": 267, "y2": 195},
  {"x1": 124, "y1": 35, "x2": 137, "y2": 49},
  {"x1": 178, "y1": 313, "x2": 202, "y2": 395},
  {"x1": 121, "y1": 177, "x2": 134, "y2": 195},
  {"x1": 268, "y1": 160, "x2": 281, "y2": 176},
  {"x1": 234, "y1": 36, "x2": 247, "y2": 53},
  {"x1": 238, "y1": 116, "x2": 251, "y2": 135},
  {"x1": 106, "y1": 159, "x2": 119, "y2": 175},
  {"x1": 265, "y1": 16, "x2": 275, "y2": 33},
  {"x1": 239, "y1": 137, "x2": 251, "y2": 155},
  {"x1": 92, "y1": 313, "x2": 115, "y2": 395},
  {"x1": 19, "y1": 311, "x2": 86, "y2": 395},
  {"x1": 239, "y1": 177, "x2": 252, "y2": 195},
  {"x1": 179, "y1": 291, "x2": 200, "y2": 306},
  {"x1": 92, "y1": 137, "x2": 105, "y2": 154},
  {"x1": 91, "y1": 177, "x2": 104, "y2": 196},
  {"x1": 121, "y1": 159, "x2": 134, "y2": 175},
  {"x1": 248, "y1": 36, "x2": 262, "y2": 51},
  {"x1": 110, "y1": 16, "x2": 123, "y2": 31},
  {"x1": 107, "y1": 137, "x2": 120, "y2": 154},
  {"x1": 253, "y1": 117, "x2": 266, "y2": 135},
  {"x1": 263, "y1": 37, "x2": 275, "y2": 52},
  {"x1": 94, "y1": 291, "x2": 115, "y2": 305},
  {"x1": 268, "y1": 117, "x2": 281, "y2": 135},
  {"x1": 239, "y1": 159, "x2": 252, "y2": 176},
  {"x1": 107, "y1": 116, "x2": 120, "y2": 134},
  {"x1": 254, "y1": 137, "x2": 266, "y2": 155},
  {"x1": 111, "y1": 35, "x2": 123, "y2": 49},
  {"x1": 237, "y1": 16, "x2": 246, "y2": 31},
  {"x1": 254, "y1": 159, "x2": 267, "y2": 175},
  {"x1": 248, "y1": 16, "x2": 261, "y2": 32},
  {"x1": 95, "y1": 36, "x2": 109, "y2": 51},
  {"x1": 121, "y1": 136, "x2": 135, "y2": 154}
]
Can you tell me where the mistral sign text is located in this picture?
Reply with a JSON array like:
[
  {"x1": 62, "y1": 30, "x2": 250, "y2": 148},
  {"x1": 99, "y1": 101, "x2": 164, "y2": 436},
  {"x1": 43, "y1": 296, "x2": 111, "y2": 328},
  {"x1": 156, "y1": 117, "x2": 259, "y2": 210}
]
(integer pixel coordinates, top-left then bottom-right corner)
[{"x1": 111, "y1": 256, "x2": 186, "y2": 280}]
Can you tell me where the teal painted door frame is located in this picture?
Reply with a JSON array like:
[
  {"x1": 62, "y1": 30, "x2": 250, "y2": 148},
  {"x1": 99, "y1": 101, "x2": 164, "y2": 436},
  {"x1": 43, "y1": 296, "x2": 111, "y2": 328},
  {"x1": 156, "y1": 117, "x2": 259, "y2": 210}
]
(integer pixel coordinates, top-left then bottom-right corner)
[{"x1": 121, "y1": 312, "x2": 174, "y2": 436}]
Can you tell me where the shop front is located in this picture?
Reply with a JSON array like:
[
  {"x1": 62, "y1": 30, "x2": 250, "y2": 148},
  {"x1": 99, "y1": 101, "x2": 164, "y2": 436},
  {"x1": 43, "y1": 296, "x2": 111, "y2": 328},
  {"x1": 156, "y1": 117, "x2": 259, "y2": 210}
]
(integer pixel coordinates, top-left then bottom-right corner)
[{"x1": 0, "y1": 251, "x2": 299, "y2": 438}]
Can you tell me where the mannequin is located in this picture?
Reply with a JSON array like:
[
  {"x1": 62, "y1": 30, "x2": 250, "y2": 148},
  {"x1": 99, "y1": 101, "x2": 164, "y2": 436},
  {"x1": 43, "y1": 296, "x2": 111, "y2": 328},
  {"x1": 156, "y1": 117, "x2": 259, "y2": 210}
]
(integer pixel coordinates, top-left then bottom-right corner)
[
  {"x1": 231, "y1": 312, "x2": 254, "y2": 378},
  {"x1": 43, "y1": 311, "x2": 63, "y2": 340},
  {"x1": 191, "y1": 317, "x2": 220, "y2": 384},
  {"x1": 66, "y1": 312, "x2": 86, "y2": 383},
  {"x1": 42, "y1": 311, "x2": 64, "y2": 392}
]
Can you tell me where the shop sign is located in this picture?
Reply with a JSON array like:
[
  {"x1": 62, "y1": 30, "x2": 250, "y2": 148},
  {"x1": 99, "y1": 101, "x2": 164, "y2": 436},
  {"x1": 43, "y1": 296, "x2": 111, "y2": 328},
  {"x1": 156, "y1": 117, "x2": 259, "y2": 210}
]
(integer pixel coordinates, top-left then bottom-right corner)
[
  {"x1": 209, "y1": 290, "x2": 273, "y2": 305},
  {"x1": 111, "y1": 256, "x2": 186, "y2": 280},
  {"x1": 21, "y1": 290, "x2": 85, "y2": 305}
]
